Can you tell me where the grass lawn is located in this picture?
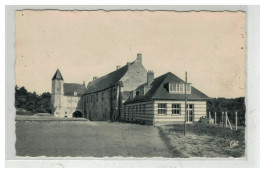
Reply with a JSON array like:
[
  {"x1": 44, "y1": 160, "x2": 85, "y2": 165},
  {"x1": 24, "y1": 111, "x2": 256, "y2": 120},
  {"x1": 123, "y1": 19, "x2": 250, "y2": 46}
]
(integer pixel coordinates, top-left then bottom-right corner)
[{"x1": 158, "y1": 123, "x2": 245, "y2": 158}]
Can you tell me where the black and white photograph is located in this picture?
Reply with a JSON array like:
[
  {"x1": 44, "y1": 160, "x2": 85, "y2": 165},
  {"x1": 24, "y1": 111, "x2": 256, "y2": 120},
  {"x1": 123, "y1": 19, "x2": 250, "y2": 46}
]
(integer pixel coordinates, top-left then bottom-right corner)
[{"x1": 3, "y1": 4, "x2": 260, "y2": 168}]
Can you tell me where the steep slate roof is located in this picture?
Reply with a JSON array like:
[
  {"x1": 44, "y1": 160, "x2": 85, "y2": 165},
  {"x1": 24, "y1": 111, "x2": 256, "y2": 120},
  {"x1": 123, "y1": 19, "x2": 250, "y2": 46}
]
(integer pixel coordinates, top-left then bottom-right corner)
[
  {"x1": 125, "y1": 72, "x2": 209, "y2": 104},
  {"x1": 52, "y1": 69, "x2": 64, "y2": 80},
  {"x1": 63, "y1": 83, "x2": 85, "y2": 96},
  {"x1": 84, "y1": 64, "x2": 130, "y2": 95}
]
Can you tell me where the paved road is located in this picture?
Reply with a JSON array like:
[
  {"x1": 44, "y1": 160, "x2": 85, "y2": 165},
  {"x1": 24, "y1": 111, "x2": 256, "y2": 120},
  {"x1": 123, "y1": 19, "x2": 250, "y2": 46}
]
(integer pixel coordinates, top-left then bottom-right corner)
[{"x1": 16, "y1": 121, "x2": 172, "y2": 157}]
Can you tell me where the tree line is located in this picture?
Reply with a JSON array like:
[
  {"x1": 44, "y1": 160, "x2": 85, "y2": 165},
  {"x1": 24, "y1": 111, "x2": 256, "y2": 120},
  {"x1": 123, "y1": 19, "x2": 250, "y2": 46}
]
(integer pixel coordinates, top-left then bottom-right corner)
[
  {"x1": 207, "y1": 97, "x2": 246, "y2": 126},
  {"x1": 15, "y1": 85, "x2": 53, "y2": 115}
]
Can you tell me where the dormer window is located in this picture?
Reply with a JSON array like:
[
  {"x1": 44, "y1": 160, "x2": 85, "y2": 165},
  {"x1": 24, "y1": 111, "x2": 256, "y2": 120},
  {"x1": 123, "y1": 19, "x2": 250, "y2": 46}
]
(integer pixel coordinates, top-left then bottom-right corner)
[{"x1": 168, "y1": 83, "x2": 191, "y2": 94}]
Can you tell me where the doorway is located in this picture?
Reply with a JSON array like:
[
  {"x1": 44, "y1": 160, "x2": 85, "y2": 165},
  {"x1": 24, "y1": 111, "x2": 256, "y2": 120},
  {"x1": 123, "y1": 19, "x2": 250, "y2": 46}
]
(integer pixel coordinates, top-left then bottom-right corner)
[
  {"x1": 73, "y1": 111, "x2": 83, "y2": 118},
  {"x1": 186, "y1": 104, "x2": 194, "y2": 123}
]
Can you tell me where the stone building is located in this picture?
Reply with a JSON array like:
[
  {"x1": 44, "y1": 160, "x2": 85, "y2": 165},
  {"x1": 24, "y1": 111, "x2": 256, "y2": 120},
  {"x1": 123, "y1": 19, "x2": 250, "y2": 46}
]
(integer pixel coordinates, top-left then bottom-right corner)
[
  {"x1": 51, "y1": 69, "x2": 85, "y2": 118},
  {"x1": 124, "y1": 72, "x2": 209, "y2": 126},
  {"x1": 82, "y1": 53, "x2": 147, "y2": 121},
  {"x1": 51, "y1": 53, "x2": 209, "y2": 125}
]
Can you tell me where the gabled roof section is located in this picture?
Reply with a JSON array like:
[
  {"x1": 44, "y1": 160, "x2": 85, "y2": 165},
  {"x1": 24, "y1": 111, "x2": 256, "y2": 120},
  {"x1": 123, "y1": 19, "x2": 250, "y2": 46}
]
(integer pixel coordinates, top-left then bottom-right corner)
[
  {"x1": 64, "y1": 83, "x2": 85, "y2": 96},
  {"x1": 52, "y1": 69, "x2": 64, "y2": 81},
  {"x1": 125, "y1": 72, "x2": 209, "y2": 104},
  {"x1": 84, "y1": 64, "x2": 130, "y2": 94}
]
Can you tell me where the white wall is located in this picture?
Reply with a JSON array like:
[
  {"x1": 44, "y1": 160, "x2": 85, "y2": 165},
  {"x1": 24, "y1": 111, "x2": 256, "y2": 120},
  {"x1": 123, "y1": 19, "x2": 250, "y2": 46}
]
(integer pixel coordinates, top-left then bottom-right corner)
[{"x1": 153, "y1": 100, "x2": 206, "y2": 124}]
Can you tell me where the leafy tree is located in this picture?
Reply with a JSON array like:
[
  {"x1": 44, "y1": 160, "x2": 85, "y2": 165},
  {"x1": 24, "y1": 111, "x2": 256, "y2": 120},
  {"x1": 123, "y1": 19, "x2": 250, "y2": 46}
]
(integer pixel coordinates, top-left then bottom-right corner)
[
  {"x1": 15, "y1": 86, "x2": 52, "y2": 114},
  {"x1": 207, "y1": 97, "x2": 246, "y2": 126}
]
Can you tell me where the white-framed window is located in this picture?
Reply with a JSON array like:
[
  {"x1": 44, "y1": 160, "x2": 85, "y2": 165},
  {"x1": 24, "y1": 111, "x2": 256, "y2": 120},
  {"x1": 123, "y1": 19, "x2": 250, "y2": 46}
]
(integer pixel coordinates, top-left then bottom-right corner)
[
  {"x1": 169, "y1": 83, "x2": 191, "y2": 94},
  {"x1": 158, "y1": 103, "x2": 166, "y2": 114},
  {"x1": 186, "y1": 84, "x2": 191, "y2": 92},
  {"x1": 169, "y1": 83, "x2": 176, "y2": 92},
  {"x1": 172, "y1": 104, "x2": 181, "y2": 114}
]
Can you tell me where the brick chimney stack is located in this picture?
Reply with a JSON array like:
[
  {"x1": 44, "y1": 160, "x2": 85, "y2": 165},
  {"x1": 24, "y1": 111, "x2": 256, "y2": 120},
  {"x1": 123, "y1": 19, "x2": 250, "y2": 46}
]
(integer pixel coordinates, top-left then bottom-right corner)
[
  {"x1": 127, "y1": 62, "x2": 131, "y2": 68},
  {"x1": 137, "y1": 53, "x2": 142, "y2": 64},
  {"x1": 147, "y1": 70, "x2": 154, "y2": 86}
]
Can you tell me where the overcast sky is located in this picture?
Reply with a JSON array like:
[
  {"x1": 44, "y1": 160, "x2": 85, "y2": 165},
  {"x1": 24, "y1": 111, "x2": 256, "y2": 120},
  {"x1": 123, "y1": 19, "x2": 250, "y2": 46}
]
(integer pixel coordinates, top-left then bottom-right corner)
[{"x1": 15, "y1": 10, "x2": 246, "y2": 98}]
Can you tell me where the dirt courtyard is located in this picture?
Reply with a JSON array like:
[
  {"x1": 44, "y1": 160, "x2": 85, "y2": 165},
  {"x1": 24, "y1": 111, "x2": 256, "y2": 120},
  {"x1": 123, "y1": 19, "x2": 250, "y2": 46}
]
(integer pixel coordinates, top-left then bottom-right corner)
[
  {"x1": 15, "y1": 121, "x2": 245, "y2": 158},
  {"x1": 15, "y1": 121, "x2": 172, "y2": 157}
]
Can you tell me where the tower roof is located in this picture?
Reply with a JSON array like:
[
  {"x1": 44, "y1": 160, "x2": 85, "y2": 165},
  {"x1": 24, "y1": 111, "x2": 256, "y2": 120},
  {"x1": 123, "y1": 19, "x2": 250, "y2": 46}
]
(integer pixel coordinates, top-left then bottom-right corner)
[{"x1": 52, "y1": 69, "x2": 64, "y2": 81}]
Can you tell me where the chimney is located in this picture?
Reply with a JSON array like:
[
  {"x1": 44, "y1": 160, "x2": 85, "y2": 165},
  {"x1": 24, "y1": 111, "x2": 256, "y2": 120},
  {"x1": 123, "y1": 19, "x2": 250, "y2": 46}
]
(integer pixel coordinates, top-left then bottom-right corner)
[
  {"x1": 116, "y1": 66, "x2": 120, "y2": 70},
  {"x1": 147, "y1": 70, "x2": 154, "y2": 86},
  {"x1": 137, "y1": 53, "x2": 142, "y2": 64},
  {"x1": 83, "y1": 81, "x2": 85, "y2": 88},
  {"x1": 93, "y1": 77, "x2": 97, "y2": 81},
  {"x1": 127, "y1": 62, "x2": 131, "y2": 68}
]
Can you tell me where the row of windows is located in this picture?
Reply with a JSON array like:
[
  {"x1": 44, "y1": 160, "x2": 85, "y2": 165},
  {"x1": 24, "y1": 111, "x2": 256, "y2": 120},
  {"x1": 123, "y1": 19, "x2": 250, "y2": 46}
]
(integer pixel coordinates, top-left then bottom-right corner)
[
  {"x1": 158, "y1": 103, "x2": 182, "y2": 115},
  {"x1": 85, "y1": 88, "x2": 118, "y2": 103},
  {"x1": 126, "y1": 105, "x2": 146, "y2": 115},
  {"x1": 158, "y1": 103, "x2": 194, "y2": 114},
  {"x1": 169, "y1": 83, "x2": 191, "y2": 94}
]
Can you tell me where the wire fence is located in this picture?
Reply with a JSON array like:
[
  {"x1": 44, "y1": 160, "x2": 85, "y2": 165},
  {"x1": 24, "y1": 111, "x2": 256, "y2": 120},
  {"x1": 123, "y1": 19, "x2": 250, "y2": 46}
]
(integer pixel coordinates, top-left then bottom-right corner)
[{"x1": 207, "y1": 110, "x2": 245, "y2": 126}]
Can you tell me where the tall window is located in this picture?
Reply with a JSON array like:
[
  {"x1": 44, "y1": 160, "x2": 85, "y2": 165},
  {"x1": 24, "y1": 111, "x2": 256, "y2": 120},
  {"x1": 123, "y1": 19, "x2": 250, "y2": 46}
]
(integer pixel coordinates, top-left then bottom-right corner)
[
  {"x1": 172, "y1": 104, "x2": 181, "y2": 114},
  {"x1": 186, "y1": 84, "x2": 191, "y2": 92},
  {"x1": 169, "y1": 83, "x2": 176, "y2": 92},
  {"x1": 101, "y1": 92, "x2": 104, "y2": 101},
  {"x1": 158, "y1": 103, "x2": 166, "y2": 114},
  {"x1": 96, "y1": 93, "x2": 98, "y2": 101},
  {"x1": 138, "y1": 105, "x2": 141, "y2": 114},
  {"x1": 180, "y1": 83, "x2": 183, "y2": 92}
]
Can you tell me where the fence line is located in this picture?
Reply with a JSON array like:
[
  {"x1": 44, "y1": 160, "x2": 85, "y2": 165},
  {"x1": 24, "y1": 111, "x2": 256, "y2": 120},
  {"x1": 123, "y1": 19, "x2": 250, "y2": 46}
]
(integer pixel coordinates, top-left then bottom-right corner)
[{"x1": 206, "y1": 110, "x2": 245, "y2": 130}]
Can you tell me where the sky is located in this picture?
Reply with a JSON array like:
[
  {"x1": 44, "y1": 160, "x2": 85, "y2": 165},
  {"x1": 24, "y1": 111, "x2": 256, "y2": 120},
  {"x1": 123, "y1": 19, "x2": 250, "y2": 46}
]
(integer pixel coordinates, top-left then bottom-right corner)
[{"x1": 15, "y1": 10, "x2": 246, "y2": 98}]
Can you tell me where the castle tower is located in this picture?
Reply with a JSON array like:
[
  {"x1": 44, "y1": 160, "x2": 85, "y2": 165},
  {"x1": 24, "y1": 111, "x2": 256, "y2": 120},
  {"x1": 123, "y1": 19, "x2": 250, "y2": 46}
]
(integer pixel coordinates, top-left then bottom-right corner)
[{"x1": 51, "y1": 69, "x2": 64, "y2": 117}]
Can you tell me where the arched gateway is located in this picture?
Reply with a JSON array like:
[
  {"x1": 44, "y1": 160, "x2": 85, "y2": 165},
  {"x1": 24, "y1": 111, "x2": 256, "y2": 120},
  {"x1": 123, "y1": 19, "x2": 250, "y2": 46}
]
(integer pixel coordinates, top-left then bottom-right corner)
[{"x1": 73, "y1": 111, "x2": 83, "y2": 118}]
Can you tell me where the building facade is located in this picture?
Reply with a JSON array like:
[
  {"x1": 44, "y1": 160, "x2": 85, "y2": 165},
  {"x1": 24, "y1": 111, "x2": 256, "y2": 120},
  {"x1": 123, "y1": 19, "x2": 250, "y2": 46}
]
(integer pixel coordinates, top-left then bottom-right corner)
[
  {"x1": 51, "y1": 53, "x2": 209, "y2": 125},
  {"x1": 51, "y1": 69, "x2": 85, "y2": 118},
  {"x1": 82, "y1": 53, "x2": 148, "y2": 121},
  {"x1": 124, "y1": 72, "x2": 209, "y2": 126}
]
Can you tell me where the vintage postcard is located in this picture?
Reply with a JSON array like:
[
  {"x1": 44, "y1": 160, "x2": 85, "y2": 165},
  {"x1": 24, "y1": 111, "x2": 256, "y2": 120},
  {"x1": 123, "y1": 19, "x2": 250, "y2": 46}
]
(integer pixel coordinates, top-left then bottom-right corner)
[{"x1": 13, "y1": 9, "x2": 246, "y2": 159}]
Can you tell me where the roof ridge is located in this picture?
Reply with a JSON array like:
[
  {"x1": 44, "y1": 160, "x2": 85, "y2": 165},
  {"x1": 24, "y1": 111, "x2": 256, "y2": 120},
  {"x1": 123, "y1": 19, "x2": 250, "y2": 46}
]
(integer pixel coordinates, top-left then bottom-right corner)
[{"x1": 85, "y1": 63, "x2": 130, "y2": 94}]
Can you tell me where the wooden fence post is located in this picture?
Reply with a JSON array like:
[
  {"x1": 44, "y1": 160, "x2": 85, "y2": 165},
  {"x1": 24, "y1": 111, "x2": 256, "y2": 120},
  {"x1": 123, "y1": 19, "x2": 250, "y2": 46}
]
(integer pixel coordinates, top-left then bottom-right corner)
[
  {"x1": 209, "y1": 112, "x2": 211, "y2": 124},
  {"x1": 225, "y1": 112, "x2": 228, "y2": 128},
  {"x1": 214, "y1": 112, "x2": 217, "y2": 124},
  {"x1": 235, "y1": 111, "x2": 238, "y2": 131},
  {"x1": 227, "y1": 115, "x2": 233, "y2": 130},
  {"x1": 222, "y1": 112, "x2": 224, "y2": 128}
]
